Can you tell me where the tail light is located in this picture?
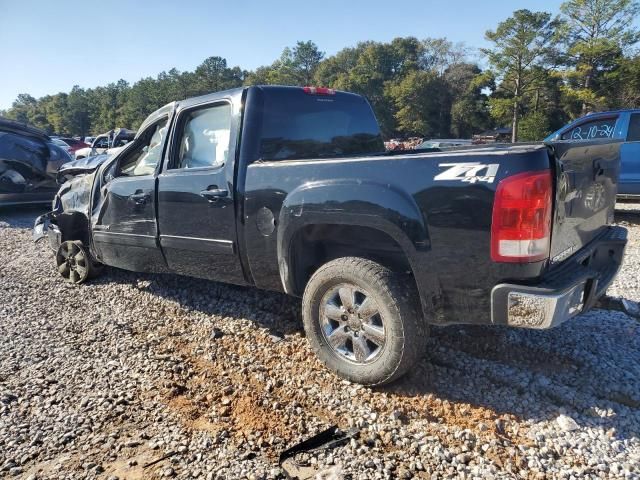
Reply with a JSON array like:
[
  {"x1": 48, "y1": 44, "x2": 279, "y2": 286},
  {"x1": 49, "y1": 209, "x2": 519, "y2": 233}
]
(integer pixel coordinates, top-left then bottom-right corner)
[
  {"x1": 303, "y1": 86, "x2": 335, "y2": 95},
  {"x1": 491, "y1": 170, "x2": 552, "y2": 263}
]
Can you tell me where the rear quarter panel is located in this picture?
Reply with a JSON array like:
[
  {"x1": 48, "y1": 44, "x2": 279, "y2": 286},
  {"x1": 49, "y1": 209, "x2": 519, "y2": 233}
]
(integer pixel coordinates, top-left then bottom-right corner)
[{"x1": 242, "y1": 146, "x2": 553, "y2": 324}]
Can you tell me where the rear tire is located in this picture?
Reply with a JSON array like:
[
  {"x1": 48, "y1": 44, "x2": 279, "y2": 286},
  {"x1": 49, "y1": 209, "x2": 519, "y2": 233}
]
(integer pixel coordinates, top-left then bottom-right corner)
[
  {"x1": 55, "y1": 240, "x2": 102, "y2": 284},
  {"x1": 302, "y1": 257, "x2": 428, "y2": 386}
]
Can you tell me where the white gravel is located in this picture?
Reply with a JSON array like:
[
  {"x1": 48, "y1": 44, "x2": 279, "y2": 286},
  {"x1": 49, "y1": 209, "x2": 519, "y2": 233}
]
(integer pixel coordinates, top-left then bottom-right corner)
[{"x1": 0, "y1": 204, "x2": 639, "y2": 480}]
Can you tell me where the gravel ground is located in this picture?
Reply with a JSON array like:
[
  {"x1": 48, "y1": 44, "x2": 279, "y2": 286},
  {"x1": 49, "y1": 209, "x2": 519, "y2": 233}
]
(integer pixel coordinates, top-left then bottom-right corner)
[{"x1": 0, "y1": 204, "x2": 639, "y2": 480}]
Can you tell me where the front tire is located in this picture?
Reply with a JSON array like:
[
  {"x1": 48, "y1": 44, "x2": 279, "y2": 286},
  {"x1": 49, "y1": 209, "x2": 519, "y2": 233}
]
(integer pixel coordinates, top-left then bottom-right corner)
[
  {"x1": 55, "y1": 240, "x2": 102, "y2": 284},
  {"x1": 302, "y1": 257, "x2": 427, "y2": 386}
]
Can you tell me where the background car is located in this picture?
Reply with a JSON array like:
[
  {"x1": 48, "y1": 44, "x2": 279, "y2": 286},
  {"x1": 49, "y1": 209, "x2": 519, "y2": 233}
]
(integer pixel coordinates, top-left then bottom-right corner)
[
  {"x1": 50, "y1": 137, "x2": 73, "y2": 156},
  {"x1": 545, "y1": 109, "x2": 640, "y2": 199},
  {"x1": 415, "y1": 139, "x2": 473, "y2": 149},
  {"x1": 0, "y1": 117, "x2": 73, "y2": 206},
  {"x1": 74, "y1": 128, "x2": 135, "y2": 159},
  {"x1": 59, "y1": 137, "x2": 89, "y2": 154}
]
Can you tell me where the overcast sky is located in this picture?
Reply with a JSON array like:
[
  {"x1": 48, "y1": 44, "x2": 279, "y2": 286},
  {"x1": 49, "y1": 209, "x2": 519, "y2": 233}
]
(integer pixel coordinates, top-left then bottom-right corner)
[{"x1": 0, "y1": 0, "x2": 605, "y2": 110}]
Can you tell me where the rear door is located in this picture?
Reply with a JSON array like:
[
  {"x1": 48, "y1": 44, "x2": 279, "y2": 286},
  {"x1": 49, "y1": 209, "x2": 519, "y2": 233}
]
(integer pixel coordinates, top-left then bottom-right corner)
[
  {"x1": 157, "y1": 97, "x2": 246, "y2": 285},
  {"x1": 548, "y1": 139, "x2": 621, "y2": 264}
]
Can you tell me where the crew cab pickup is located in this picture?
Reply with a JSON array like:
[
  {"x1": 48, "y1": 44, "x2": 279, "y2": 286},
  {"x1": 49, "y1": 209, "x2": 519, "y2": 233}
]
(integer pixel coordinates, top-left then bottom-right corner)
[
  {"x1": 545, "y1": 109, "x2": 640, "y2": 198},
  {"x1": 34, "y1": 85, "x2": 627, "y2": 385}
]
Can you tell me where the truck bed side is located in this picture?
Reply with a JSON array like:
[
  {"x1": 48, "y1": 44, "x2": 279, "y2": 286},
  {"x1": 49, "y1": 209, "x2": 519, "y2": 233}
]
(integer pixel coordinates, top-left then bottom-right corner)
[{"x1": 241, "y1": 146, "x2": 554, "y2": 325}]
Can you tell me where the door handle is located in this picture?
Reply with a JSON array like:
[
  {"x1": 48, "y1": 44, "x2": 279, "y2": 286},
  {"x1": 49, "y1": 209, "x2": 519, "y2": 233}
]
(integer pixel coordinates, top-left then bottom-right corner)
[
  {"x1": 130, "y1": 192, "x2": 149, "y2": 205},
  {"x1": 200, "y1": 188, "x2": 228, "y2": 202}
]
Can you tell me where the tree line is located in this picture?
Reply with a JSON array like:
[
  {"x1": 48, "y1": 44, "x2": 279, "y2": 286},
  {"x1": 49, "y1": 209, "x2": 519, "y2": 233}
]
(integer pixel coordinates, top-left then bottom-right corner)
[{"x1": 2, "y1": 0, "x2": 639, "y2": 142}]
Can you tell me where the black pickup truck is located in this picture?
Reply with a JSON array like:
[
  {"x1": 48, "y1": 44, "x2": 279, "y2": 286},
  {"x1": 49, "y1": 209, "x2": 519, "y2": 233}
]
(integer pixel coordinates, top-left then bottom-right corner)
[{"x1": 34, "y1": 85, "x2": 627, "y2": 385}]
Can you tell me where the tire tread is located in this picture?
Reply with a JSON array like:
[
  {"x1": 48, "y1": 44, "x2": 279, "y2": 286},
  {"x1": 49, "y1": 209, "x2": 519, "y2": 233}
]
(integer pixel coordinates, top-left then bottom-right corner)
[{"x1": 302, "y1": 256, "x2": 428, "y2": 385}]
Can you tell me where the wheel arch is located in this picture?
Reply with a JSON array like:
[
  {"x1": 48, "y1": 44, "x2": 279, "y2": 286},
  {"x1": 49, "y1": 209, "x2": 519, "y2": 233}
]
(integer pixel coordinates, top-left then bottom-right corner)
[
  {"x1": 277, "y1": 179, "x2": 431, "y2": 298},
  {"x1": 56, "y1": 211, "x2": 91, "y2": 245}
]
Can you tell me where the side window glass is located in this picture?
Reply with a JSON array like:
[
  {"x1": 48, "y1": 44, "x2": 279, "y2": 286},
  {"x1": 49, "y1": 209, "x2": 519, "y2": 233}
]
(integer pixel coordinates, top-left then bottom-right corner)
[
  {"x1": 561, "y1": 117, "x2": 617, "y2": 140},
  {"x1": 174, "y1": 103, "x2": 231, "y2": 169},
  {"x1": 627, "y1": 114, "x2": 640, "y2": 142},
  {"x1": 117, "y1": 120, "x2": 168, "y2": 177},
  {"x1": 94, "y1": 137, "x2": 109, "y2": 148}
]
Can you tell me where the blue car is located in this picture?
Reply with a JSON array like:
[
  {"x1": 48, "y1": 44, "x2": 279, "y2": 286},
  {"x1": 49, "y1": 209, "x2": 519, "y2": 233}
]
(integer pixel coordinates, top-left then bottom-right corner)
[{"x1": 545, "y1": 109, "x2": 640, "y2": 199}]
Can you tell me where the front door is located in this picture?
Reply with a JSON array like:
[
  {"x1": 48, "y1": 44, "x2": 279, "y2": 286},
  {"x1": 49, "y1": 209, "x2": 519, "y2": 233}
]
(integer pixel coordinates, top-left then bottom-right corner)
[
  {"x1": 157, "y1": 99, "x2": 246, "y2": 285},
  {"x1": 92, "y1": 118, "x2": 169, "y2": 272}
]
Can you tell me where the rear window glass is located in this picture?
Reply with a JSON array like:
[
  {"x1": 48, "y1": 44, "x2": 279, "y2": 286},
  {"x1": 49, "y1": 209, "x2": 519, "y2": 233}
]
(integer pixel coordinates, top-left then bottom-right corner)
[
  {"x1": 259, "y1": 89, "x2": 384, "y2": 161},
  {"x1": 627, "y1": 114, "x2": 640, "y2": 142},
  {"x1": 561, "y1": 117, "x2": 617, "y2": 140}
]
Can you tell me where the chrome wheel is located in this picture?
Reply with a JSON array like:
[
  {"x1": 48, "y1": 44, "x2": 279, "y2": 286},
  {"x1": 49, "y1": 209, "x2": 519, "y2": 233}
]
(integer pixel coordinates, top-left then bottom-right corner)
[
  {"x1": 56, "y1": 241, "x2": 89, "y2": 284},
  {"x1": 319, "y1": 284, "x2": 386, "y2": 364}
]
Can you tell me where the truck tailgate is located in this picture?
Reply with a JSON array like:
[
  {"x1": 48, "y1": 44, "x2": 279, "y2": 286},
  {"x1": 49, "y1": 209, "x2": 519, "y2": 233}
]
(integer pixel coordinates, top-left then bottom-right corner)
[{"x1": 548, "y1": 139, "x2": 621, "y2": 265}]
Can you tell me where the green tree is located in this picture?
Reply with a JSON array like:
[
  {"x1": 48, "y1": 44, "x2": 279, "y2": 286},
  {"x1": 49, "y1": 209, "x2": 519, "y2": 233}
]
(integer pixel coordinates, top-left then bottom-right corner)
[
  {"x1": 66, "y1": 86, "x2": 91, "y2": 137},
  {"x1": 560, "y1": 0, "x2": 640, "y2": 114},
  {"x1": 609, "y1": 53, "x2": 640, "y2": 107},
  {"x1": 445, "y1": 64, "x2": 492, "y2": 138},
  {"x1": 484, "y1": 9, "x2": 562, "y2": 142},
  {"x1": 6, "y1": 94, "x2": 38, "y2": 124},
  {"x1": 292, "y1": 41, "x2": 324, "y2": 85},
  {"x1": 194, "y1": 56, "x2": 245, "y2": 94},
  {"x1": 421, "y1": 38, "x2": 467, "y2": 74},
  {"x1": 313, "y1": 42, "x2": 373, "y2": 87},
  {"x1": 245, "y1": 41, "x2": 324, "y2": 86},
  {"x1": 386, "y1": 70, "x2": 449, "y2": 137}
]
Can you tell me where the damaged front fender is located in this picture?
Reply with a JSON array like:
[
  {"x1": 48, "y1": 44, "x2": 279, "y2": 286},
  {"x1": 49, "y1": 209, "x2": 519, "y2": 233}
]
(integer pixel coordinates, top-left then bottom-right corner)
[
  {"x1": 33, "y1": 164, "x2": 99, "y2": 251},
  {"x1": 33, "y1": 213, "x2": 51, "y2": 242},
  {"x1": 33, "y1": 212, "x2": 61, "y2": 251},
  {"x1": 56, "y1": 152, "x2": 113, "y2": 184}
]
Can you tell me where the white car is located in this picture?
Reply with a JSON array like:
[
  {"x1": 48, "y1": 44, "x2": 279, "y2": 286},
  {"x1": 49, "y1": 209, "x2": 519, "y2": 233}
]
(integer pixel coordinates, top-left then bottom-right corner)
[
  {"x1": 74, "y1": 128, "x2": 135, "y2": 159},
  {"x1": 416, "y1": 138, "x2": 473, "y2": 149}
]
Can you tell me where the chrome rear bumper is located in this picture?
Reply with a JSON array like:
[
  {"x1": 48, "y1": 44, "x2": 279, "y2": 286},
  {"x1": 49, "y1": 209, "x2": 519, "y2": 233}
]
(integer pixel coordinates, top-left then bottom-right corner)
[{"x1": 491, "y1": 226, "x2": 627, "y2": 329}]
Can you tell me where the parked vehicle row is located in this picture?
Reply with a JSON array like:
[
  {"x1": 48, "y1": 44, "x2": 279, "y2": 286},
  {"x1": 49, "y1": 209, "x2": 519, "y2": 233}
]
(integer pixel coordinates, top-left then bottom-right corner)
[
  {"x1": 0, "y1": 117, "x2": 73, "y2": 206},
  {"x1": 34, "y1": 85, "x2": 627, "y2": 386},
  {"x1": 74, "y1": 128, "x2": 135, "y2": 160}
]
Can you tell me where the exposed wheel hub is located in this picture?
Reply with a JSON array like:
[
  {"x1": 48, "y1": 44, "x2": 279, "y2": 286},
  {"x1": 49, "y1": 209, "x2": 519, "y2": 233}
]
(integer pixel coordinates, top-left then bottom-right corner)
[
  {"x1": 347, "y1": 314, "x2": 363, "y2": 332},
  {"x1": 56, "y1": 241, "x2": 90, "y2": 284},
  {"x1": 319, "y1": 283, "x2": 387, "y2": 364}
]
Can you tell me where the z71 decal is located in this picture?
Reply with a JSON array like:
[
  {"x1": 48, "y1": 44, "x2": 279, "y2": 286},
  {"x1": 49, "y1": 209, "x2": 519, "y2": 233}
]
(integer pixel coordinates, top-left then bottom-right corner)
[{"x1": 434, "y1": 162, "x2": 500, "y2": 184}]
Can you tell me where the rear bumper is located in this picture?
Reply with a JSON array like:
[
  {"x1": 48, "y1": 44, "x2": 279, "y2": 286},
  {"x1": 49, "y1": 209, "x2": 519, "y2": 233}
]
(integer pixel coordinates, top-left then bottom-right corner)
[{"x1": 491, "y1": 226, "x2": 627, "y2": 329}]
